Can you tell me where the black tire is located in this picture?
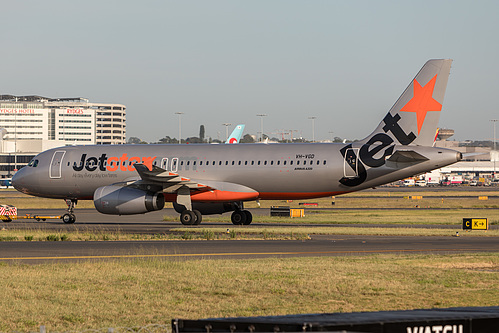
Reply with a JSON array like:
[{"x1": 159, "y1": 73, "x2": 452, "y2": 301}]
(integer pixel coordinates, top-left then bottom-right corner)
[
  {"x1": 193, "y1": 210, "x2": 202, "y2": 225},
  {"x1": 242, "y1": 210, "x2": 252, "y2": 225},
  {"x1": 62, "y1": 213, "x2": 76, "y2": 224},
  {"x1": 231, "y1": 210, "x2": 247, "y2": 225},
  {"x1": 180, "y1": 210, "x2": 196, "y2": 225}
]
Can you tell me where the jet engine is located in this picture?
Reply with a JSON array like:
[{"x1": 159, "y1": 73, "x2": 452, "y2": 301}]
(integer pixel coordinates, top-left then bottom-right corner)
[{"x1": 94, "y1": 185, "x2": 165, "y2": 215}]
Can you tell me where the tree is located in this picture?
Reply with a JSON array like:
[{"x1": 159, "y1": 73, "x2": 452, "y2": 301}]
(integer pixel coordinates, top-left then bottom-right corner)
[
  {"x1": 199, "y1": 125, "x2": 205, "y2": 142},
  {"x1": 157, "y1": 136, "x2": 178, "y2": 144},
  {"x1": 127, "y1": 137, "x2": 148, "y2": 144},
  {"x1": 186, "y1": 136, "x2": 203, "y2": 144},
  {"x1": 240, "y1": 134, "x2": 255, "y2": 143}
]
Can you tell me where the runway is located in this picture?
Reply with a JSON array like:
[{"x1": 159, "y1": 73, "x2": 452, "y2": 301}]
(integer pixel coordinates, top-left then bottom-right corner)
[
  {"x1": 6, "y1": 207, "x2": 498, "y2": 233},
  {"x1": 1, "y1": 203, "x2": 498, "y2": 264},
  {"x1": 1, "y1": 233, "x2": 497, "y2": 264}
]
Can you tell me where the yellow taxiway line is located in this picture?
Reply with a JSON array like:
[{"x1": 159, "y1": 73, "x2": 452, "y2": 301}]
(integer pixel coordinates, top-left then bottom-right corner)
[{"x1": 0, "y1": 248, "x2": 482, "y2": 261}]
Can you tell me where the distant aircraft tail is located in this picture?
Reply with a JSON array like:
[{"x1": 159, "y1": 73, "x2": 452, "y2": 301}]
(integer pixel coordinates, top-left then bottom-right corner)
[
  {"x1": 360, "y1": 59, "x2": 452, "y2": 147},
  {"x1": 226, "y1": 124, "x2": 245, "y2": 144}
]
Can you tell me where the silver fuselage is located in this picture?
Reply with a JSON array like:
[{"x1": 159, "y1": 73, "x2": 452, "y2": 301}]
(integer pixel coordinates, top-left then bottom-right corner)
[{"x1": 13, "y1": 142, "x2": 461, "y2": 202}]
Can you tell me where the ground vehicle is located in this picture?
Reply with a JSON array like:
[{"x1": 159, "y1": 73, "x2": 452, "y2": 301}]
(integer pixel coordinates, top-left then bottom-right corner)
[{"x1": 403, "y1": 179, "x2": 416, "y2": 186}]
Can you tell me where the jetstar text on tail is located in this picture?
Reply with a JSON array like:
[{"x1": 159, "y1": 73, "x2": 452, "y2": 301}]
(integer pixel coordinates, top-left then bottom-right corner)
[{"x1": 73, "y1": 154, "x2": 156, "y2": 172}]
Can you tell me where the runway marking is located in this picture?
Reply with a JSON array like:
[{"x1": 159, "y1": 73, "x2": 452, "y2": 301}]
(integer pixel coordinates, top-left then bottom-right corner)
[{"x1": 0, "y1": 248, "x2": 486, "y2": 261}]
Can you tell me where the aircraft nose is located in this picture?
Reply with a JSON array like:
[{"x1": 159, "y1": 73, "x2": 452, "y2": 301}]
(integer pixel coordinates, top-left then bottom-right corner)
[
  {"x1": 12, "y1": 168, "x2": 26, "y2": 191},
  {"x1": 12, "y1": 167, "x2": 36, "y2": 194}
]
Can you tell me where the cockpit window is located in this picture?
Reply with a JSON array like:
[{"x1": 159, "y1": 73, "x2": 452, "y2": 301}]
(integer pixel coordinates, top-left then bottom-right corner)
[{"x1": 27, "y1": 159, "x2": 39, "y2": 167}]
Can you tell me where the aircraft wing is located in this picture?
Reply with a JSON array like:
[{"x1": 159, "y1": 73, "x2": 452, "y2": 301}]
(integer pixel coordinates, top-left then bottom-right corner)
[{"x1": 132, "y1": 163, "x2": 213, "y2": 193}]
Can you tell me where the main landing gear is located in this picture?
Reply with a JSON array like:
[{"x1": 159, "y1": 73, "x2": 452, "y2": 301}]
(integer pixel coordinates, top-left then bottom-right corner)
[
  {"x1": 180, "y1": 209, "x2": 202, "y2": 225},
  {"x1": 231, "y1": 210, "x2": 252, "y2": 225},
  {"x1": 175, "y1": 186, "x2": 254, "y2": 226},
  {"x1": 179, "y1": 208, "x2": 253, "y2": 225},
  {"x1": 62, "y1": 199, "x2": 77, "y2": 224}
]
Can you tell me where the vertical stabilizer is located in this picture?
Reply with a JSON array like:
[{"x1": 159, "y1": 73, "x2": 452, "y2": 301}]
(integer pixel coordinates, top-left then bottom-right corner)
[
  {"x1": 226, "y1": 124, "x2": 245, "y2": 144},
  {"x1": 361, "y1": 59, "x2": 452, "y2": 147}
]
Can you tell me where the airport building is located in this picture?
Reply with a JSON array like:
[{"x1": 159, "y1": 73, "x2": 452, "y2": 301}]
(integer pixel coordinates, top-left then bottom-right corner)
[{"x1": 0, "y1": 95, "x2": 126, "y2": 177}]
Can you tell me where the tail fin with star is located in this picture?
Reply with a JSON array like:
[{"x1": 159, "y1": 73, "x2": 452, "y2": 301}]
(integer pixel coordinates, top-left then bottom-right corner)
[{"x1": 360, "y1": 59, "x2": 452, "y2": 147}]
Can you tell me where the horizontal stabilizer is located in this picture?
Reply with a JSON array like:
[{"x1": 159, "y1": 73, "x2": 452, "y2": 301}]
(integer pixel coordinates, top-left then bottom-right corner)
[
  {"x1": 387, "y1": 150, "x2": 429, "y2": 163},
  {"x1": 385, "y1": 150, "x2": 429, "y2": 169}
]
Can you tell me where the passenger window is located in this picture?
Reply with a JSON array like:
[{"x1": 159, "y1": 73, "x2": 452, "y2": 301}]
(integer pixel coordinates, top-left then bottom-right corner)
[
  {"x1": 219, "y1": 161, "x2": 222, "y2": 165},
  {"x1": 271, "y1": 161, "x2": 274, "y2": 165},
  {"x1": 200, "y1": 161, "x2": 203, "y2": 166},
  {"x1": 297, "y1": 161, "x2": 300, "y2": 165},
  {"x1": 290, "y1": 161, "x2": 293, "y2": 165},
  {"x1": 264, "y1": 161, "x2": 267, "y2": 165},
  {"x1": 232, "y1": 161, "x2": 235, "y2": 165},
  {"x1": 323, "y1": 160, "x2": 327, "y2": 165},
  {"x1": 245, "y1": 161, "x2": 248, "y2": 165},
  {"x1": 277, "y1": 161, "x2": 280, "y2": 165},
  {"x1": 258, "y1": 161, "x2": 261, "y2": 165},
  {"x1": 238, "y1": 161, "x2": 241, "y2": 165},
  {"x1": 251, "y1": 161, "x2": 254, "y2": 165},
  {"x1": 283, "y1": 161, "x2": 287, "y2": 165},
  {"x1": 187, "y1": 161, "x2": 190, "y2": 166},
  {"x1": 225, "y1": 161, "x2": 228, "y2": 165}
]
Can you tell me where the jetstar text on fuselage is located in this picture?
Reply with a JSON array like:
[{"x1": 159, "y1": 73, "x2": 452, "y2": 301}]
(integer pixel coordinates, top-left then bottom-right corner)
[{"x1": 73, "y1": 153, "x2": 156, "y2": 172}]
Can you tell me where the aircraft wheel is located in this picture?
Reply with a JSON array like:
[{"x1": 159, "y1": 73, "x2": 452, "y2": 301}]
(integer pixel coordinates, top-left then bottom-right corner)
[
  {"x1": 242, "y1": 210, "x2": 252, "y2": 225},
  {"x1": 180, "y1": 210, "x2": 196, "y2": 225},
  {"x1": 62, "y1": 213, "x2": 76, "y2": 224},
  {"x1": 193, "y1": 210, "x2": 202, "y2": 225},
  {"x1": 231, "y1": 210, "x2": 247, "y2": 225}
]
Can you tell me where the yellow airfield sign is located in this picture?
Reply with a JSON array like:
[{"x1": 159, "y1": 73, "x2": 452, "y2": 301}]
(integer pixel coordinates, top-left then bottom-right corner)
[{"x1": 462, "y1": 218, "x2": 488, "y2": 230}]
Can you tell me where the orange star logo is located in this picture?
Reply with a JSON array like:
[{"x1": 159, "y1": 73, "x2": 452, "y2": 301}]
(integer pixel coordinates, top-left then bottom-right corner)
[{"x1": 400, "y1": 74, "x2": 442, "y2": 135}]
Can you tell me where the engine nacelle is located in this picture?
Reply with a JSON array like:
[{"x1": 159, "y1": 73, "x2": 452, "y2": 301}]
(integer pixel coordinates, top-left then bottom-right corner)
[
  {"x1": 94, "y1": 185, "x2": 165, "y2": 215},
  {"x1": 173, "y1": 202, "x2": 238, "y2": 215}
]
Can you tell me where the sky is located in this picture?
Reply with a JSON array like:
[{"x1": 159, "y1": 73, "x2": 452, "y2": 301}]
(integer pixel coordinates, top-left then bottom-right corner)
[{"x1": 2, "y1": 1, "x2": 498, "y2": 143}]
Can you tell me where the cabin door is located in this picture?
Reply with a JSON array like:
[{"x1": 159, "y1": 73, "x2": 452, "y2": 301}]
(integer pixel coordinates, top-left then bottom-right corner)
[{"x1": 49, "y1": 151, "x2": 66, "y2": 179}]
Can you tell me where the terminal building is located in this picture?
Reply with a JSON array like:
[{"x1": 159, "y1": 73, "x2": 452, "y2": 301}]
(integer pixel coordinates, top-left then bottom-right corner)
[
  {"x1": 415, "y1": 129, "x2": 499, "y2": 186},
  {"x1": 0, "y1": 95, "x2": 126, "y2": 177}
]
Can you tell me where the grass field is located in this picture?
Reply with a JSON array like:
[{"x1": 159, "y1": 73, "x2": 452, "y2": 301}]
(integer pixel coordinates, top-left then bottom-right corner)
[
  {"x1": 0, "y1": 189, "x2": 498, "y2": 332},
  {"x1": 1, "y1": 225, "x2": 497, "y2": 242},
  {"x1": 1, "y1": 253, "x2": 498, "y2": 332}
]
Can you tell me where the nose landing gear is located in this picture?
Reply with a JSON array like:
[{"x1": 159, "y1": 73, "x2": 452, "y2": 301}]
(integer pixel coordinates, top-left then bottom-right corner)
[{"x1": 62, "y1": 199, "x2": 77, "y2": 224}]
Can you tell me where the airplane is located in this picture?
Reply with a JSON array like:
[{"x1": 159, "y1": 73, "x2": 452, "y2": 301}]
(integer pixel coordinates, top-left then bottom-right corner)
[
  {"x1": 12, "y1": 59, "x2": 461, "y2": 226},
  {"x1": 225, "y1": 124, "x2": 245, "y2": 144}
]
